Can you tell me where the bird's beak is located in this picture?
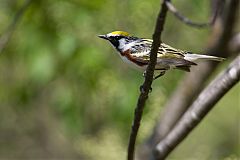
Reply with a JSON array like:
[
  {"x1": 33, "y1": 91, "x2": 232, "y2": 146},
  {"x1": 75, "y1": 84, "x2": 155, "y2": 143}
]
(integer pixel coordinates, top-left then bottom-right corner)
[{"x1": 98, "y1": 35, "x2": 109, "y2": 40}]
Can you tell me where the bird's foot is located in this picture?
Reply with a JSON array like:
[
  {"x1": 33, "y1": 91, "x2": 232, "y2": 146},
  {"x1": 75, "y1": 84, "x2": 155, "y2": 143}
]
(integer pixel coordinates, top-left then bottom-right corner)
[
  {"x1": 154, "y1": 71, "x2": 166, "y2": 80},
  {"x1": 142, "y1": 70, "x2": 146, "y2": 77},
  {"x1": 140, "y1": 85, "x2": 152, "y2": 93}
]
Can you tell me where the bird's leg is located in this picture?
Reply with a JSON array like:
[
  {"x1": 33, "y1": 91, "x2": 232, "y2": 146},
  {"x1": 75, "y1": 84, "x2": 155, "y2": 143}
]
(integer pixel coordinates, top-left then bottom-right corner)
[{"x1": 154, "y1": 70, "x2": 166, "y2": 80}]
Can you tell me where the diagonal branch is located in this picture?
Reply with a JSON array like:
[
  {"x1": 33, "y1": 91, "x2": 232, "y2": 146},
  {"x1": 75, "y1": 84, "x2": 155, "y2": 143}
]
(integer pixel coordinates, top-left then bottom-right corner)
[
  {"x1": 154, "y1": 55, "x2": 240, "y2": 159},
  {"x1": 165, "y1": 1, "x2": 222, "y2": 28},
  {"x1": 0, "y1": 0, "x2": 32, "y2": 53},
  {"x1": 127, "y1": 0, "x2": 170, "y2": 160},
  {"x1": 155, "y1": 0, "x2": 239, "y2": 142},
  {"x1": 137, "y1": 0, "x2": 239, "y2": 159}
]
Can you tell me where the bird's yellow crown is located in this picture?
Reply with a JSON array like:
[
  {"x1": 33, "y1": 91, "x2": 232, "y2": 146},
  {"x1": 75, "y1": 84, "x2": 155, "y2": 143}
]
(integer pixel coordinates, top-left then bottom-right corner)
[{"x1": 110, "y1": 31, "x2": 130, "y2": 36}]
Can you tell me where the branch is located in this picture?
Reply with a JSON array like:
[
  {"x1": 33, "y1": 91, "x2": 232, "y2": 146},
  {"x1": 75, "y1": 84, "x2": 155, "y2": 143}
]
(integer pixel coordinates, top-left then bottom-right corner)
[
  {"x1": 154, "y1": 0, "x2": 239, "y2": 141},
  {"x1": 229, "y1": 33, "x2": 240, "y2": 54},
  {"x1": 127, "y1": 0, "x2": 170, "y2": 160},
  {"x1": 165, "y1": 1, "x2": 221, "y2": 28},
  {"x1": 137, "y1": 0, "x2": 239, "y2": 159},
  {"x1": 154, "y1": 55, "x2": 240, "y2": 159},
  {"x1": 0, "y1": 0, "x2": 32, "y2": 53},
  {"x1": 212, "y1": 0, "x2": 239, "y2": 55}
]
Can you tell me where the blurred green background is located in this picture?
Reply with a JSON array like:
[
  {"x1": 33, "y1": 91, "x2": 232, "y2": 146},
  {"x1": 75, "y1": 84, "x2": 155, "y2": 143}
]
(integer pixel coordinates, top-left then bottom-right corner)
[{"x1": 0, "y1": 0, "x2": 239, "y2": 159}]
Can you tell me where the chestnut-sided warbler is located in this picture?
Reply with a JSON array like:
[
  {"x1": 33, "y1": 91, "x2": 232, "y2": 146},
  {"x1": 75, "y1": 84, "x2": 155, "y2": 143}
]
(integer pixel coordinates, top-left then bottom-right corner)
[{"x1": 98, "y1": 31, "x2": 224, "y2": 79}]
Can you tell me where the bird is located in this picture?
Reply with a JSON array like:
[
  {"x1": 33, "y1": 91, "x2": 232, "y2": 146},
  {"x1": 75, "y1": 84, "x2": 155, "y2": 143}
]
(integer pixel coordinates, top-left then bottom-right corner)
[{"x1": 98, "y1": 31, "x2": 224, "y2": 79}]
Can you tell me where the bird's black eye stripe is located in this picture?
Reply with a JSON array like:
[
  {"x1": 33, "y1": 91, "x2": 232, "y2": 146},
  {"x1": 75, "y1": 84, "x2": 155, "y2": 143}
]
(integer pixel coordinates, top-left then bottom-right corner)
[
  {"x1": 109, "y1": 36, "x2": 124, "y2": 40},
  {"x1": 117, "y1": 36, "x2": 124, "y2": 39}
]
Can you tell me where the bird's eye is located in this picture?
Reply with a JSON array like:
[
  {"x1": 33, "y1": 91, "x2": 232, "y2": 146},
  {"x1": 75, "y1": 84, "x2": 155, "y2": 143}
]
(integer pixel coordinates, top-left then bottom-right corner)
[
  {"x1": 109, "y1": 36, "x2": 115, "y2": 40},
  {"x1": 108, "y1": 36, "x2": 122, "y2": 47},
  {"x1": 113, "y1": 36, "x2": 124, "y2": 40}
]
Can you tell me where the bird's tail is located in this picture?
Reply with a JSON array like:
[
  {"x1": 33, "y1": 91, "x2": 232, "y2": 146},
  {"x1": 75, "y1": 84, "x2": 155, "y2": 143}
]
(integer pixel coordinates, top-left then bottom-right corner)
[{"x1": 184, "y1": 53, "x2": 225, "y2": 62}]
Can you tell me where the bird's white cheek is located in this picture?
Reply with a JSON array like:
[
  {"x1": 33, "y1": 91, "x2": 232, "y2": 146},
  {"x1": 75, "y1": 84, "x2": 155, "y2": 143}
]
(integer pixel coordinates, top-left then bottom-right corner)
[
  {"x1": 118, "y1": 39, "x2": 127, "y2": 51},
  {"x1": 118, "y1": 39, "x2": 135, "y2": 52}
]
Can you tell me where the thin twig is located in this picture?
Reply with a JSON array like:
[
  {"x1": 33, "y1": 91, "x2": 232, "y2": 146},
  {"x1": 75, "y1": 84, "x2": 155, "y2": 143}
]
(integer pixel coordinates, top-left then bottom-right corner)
[
  {"x1": 154, "y1": 55, "x2": 240, "y2": 159},
  {"x1": 165, "y1": 1, "x2": 221, "y2": 28},
  {"x1": 0, "y1": 0, "x2": 32, "y2": 53},
  {"x1": 127, "y1": 0, "x2": 170, "y2": 160}
]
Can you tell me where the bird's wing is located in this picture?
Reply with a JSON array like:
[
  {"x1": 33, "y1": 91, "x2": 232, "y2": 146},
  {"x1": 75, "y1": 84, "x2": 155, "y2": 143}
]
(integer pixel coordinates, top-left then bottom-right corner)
[
  {"x1": 139, "y1": 39, "x2": 186, "y2": 59},
  {"x1": 130, "y1": 39, "x2": 189, "y2": 69},
  {"x1": 130, "y1": 39, "x2": 197, "y2": 70},
  {"x1": 158, "y1": 43, "x2": 185, "y2": 58}
]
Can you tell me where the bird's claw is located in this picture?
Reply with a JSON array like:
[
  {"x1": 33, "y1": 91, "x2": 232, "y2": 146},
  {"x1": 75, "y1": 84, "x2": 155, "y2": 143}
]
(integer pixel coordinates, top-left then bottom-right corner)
[
  {"x1": 149, "y1": 87, "x2": 152, "y2": 93},
  {"x1": 140, "y1": 85, "x2": 152, "y2": 93},
  {"x1": 142, "y1": 71, "x2": 146, "y2": 77}
]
